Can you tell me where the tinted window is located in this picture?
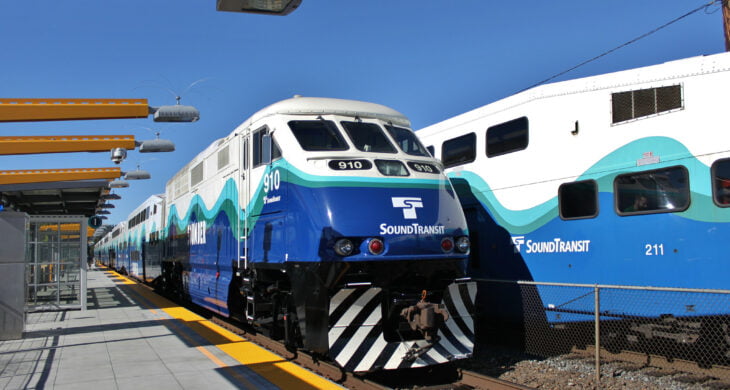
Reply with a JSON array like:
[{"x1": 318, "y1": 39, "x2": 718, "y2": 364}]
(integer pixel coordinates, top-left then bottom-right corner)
[
  {"x1": 559, "y1": 180, "x2": 598, "y2": 220},
  {"x1": 375, "y1": 160, "x2": 409, "y2": 176},
  {"x1": 712, "y1": 159, "x2": 730, "y2": 207},
  {"x1": 384, "y1": 124, "x2": 429, "y2": 156},
  {"x1": 442, "y1": 133, "x2": 476, "y2": 168},
  {"x1": 426, "y1": 145, "x2": 435, "y2": 157},
  {"x1": 615, "y1": 166, "x2": 689, "y2": 216},
  {"x1": 252, "y1": 128, "x2": 265, "y2": 168},
  {"x1": 272, "y1": 139, "x2": 282, "y2": 161},
  {"x1": 341, "y1": 121, "x2": 396, "y2": 153},
  {"x1": 486, "y1": 117, "x2": 528, "y2": 157},
  {"x1": 289, "y1": 120, "x2": 348, "y2": 151}
]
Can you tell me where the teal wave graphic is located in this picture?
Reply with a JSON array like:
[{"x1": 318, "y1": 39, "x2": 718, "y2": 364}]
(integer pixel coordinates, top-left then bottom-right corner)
[{"x1": 450, "y1": 136, "x2": 729, "y2": 234}]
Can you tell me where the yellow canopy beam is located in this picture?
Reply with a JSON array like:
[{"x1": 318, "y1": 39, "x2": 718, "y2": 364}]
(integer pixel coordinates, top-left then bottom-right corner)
[
  {"x1": 0, "y1": 98, "x2": 149, "y2": 122},
  {"x1": 0, "y1": 167, "x2": 122, "y2": 185},
  {"x1": 0, "y1": 135, "x2": 137, "y2": 155}
]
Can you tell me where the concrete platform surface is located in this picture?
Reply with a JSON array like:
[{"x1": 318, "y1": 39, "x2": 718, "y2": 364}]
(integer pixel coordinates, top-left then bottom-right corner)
[{"x1": 0, "y1": 268, "x2": 344, "y2": 390}]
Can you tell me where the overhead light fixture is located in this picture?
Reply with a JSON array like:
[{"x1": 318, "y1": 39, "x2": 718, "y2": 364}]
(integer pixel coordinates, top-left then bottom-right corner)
[
  {"x1": 96, "y1": 210, "x2": 111, "y2": 215},
  {"x1": 109, "y1": 179, "x2": 129, "y2": 188},
  {"x1": 138, "y1": 138, "x2": 175, "y2": 153},
  {"x1": 100, "y1": 193, "x2": 121, "y2": 200},
  {"x1": 124, "y1": 169, "x2": 151, "y2": 180},
  {"x1": 216, "y1": 0, "x2": 301, "y2": 15},
  {"x1": 150, "y1": 105, "x2": 200, "y2": 122},
  {"x1": 99, "y1": 203, "x2": 115, "y2": 209}
]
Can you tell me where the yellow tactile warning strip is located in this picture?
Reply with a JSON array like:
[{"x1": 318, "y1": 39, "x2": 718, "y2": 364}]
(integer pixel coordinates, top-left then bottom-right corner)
[{"x1": 103, "y1": 269, "x2": 343, "y2": 390}]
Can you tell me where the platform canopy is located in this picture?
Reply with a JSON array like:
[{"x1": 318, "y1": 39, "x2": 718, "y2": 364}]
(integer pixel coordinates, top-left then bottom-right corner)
[{"x1": 0, "y1": 179, "x2": 113, "y2": 217}]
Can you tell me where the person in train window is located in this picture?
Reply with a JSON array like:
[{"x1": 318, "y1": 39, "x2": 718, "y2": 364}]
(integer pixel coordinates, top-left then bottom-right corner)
[
  {"x1": 624, "y1": 194, "x2": 648, "y2": 212},
  {"x1": 718, "y1": 189, "x2": 730, "y2": 205}
]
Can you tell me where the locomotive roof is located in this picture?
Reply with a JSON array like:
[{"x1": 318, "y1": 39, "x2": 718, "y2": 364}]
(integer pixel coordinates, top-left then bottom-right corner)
[
  {"x1": 166, "y1": 97, "x2": 412, "y2": 190},
  {"x1": 243, "y1": 96, "x2": 411, "y2": 128}
]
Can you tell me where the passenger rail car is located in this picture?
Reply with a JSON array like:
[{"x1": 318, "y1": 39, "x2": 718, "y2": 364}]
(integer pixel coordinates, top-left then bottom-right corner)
[
  {"x1": 97, "y1": 97, "x2": 477, "y2": 373},
  {"x1": 123, "y1": 194, "x2": 165, "y2": 283},
  {"x1": 418, "y1": 52, "x2": 730, "y2": 357}
]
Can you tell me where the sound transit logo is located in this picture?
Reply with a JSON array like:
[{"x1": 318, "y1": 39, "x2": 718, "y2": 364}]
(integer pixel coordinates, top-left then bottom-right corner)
[{"x1": 391, "y1": 197, "x2": 423, "y2": 220}]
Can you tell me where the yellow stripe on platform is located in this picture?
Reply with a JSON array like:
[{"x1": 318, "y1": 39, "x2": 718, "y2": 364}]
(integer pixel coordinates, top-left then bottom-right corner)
[{"x1": 108, "y1": 271, "x2": 342, "y2": 390}]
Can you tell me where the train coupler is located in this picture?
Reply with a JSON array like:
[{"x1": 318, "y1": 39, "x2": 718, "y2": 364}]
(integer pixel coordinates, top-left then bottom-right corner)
[{"x1": 400, "y1": 300, "x2": 449, "y2": 342}]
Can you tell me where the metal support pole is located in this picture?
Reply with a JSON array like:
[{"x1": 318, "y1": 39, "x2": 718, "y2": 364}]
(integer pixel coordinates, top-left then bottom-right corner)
[
  {"x1": 81, "y1": 217, "x2": 88, "y2": 311},
  {"x1": 594, "y1": 285, "x2": 601, "y2": 387}
]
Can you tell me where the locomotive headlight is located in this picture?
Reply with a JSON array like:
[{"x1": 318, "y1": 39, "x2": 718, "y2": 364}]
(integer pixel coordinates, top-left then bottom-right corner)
[
  {"x1": 455, "y1": 236, "x2": 471, "y2": 253},
  {"x1": 334, "y1": 238, "x2": 354, "y2": 256},
  {"x1": 441, "y1": 237, "x2": 454, "y2": 252},
  {"x1": 368, "y1": 238, "x2": 384, "y2": 255}
]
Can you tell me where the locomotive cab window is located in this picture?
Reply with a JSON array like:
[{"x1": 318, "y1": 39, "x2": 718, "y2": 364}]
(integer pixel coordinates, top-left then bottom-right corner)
[
  {"x1": 486, "y1": 116, "x2": 528, "y2": 157},
  {"x1": 252, "y1": 128, "x2": 265, "y2": 167},
  {"x1": 341, "y1": 121, "x2": 397, "y2": 153},
  {"x1": 559, "y1": 180, "x2": 598, "y2": 220},
  {"x1": 251, "y1": 128, "x2": 282, "y2": 167},
  {"x1": 426, "y1": 145, "x2": 435, "y2": 157},
  {"x1": 712, "y1": 158, "x2": 730, "y2": 207},
  {"x1": 289, "y1": 120, "x2": 349, "y2": 151},
  {"x1": 384, "y1": 124, "x2": 430, "y2": 156},
  {"x1": 271, "y1": 138, "x2": 282, "y2": 161},
  {"x1": 615, "y1": 166, "x2": 690, "y2": 216},
  {"x1": 442, "y1": 132, "x2": 476, "y2": 168},
  {"x1": 375, "y1": 159, "x2": 409, "y2": 176}
]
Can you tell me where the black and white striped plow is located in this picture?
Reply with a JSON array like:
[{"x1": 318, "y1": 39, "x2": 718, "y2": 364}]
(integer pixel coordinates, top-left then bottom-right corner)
[{"x1": 327, "y1": 281, "x2": 477, "y2": 373}]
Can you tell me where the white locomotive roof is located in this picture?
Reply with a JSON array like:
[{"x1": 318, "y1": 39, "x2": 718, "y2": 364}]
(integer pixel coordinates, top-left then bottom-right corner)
[{"x1": 245, "y1": 96, "x2": 411, "y2": 128}]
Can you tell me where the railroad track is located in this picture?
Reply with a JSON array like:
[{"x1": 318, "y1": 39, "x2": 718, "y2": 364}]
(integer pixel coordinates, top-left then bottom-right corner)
[
  {"x1": 210, "y1": 316, "x2": 532, "y2": 390},
  {"x1": 572, "y1": 345, "x2": 730, "y2": 383}
]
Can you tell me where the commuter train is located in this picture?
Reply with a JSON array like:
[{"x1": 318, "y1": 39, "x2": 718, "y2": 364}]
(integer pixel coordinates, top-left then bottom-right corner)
[
  {"x1": 95, "y1": 96, "x2": 476, "y2": 372},
  {"x1": 417, "y1": 52, "x2": 730, "y2": 359}
]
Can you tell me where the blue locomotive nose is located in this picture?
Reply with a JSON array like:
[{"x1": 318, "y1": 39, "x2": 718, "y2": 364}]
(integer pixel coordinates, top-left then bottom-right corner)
[{"x1": 293, "y1": 182, "x2": 469, "y2": 262}]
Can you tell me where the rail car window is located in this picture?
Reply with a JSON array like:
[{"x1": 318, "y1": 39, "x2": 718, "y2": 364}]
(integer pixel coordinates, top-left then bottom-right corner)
[
  {"x1": 375, "y1": 160, "x2": 409, "y2": 176},
  {"x1": 341, "y1": 121, "x2": 397, "y2": 153},
  {"x1": 441, "y1": 133, "x2": 476, "y2": 168},
  {"x1": 384, "y1": 124, "x2": 430, "y2": 156},
  {"x1": 712, "y1": 159, "x2": 730, "y2": 207},
  {"x1": 486, "y1": 117, "x2": 528, "y2": 158},
  {"x1": 612, "y1": 85, "x2": 682, "y2": 124},
  {"x1": 559, "y1": 180, "x2": 598, "y2": 220},
  {"x1": 615, "y1": 166, "x2": 689, "y2": 216},
  {"x1": 289, "y1": 120, "x2": 348, "y2": 151},
  {"x1": 190, "y1": 161, "x2": 204, "y2": 187}
]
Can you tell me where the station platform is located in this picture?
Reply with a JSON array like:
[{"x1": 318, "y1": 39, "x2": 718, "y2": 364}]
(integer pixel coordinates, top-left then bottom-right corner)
[{"x1": 0, "y1": 267, "x2": 344, "y2": 390}]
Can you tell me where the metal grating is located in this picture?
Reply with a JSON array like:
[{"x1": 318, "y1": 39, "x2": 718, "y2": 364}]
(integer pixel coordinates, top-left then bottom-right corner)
[{"x1": 611, "y1": 85, "x2": 682, "y2": 124}]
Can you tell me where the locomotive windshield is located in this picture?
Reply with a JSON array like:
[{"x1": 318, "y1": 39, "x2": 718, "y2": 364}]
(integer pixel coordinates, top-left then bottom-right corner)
[
  {"x1": 289, "y1": 120, "x2": 349, "y2": 151},
  {"x1": 341, "y1": 121, "x2": 397, "y2": 153},
  {"x1": 385, "y1": 124, "x2": 430, "y2": 157}
]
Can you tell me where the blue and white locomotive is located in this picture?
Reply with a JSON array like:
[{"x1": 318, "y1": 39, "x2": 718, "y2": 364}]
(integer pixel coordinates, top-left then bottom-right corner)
[{"x1": 97, "y1": 96, "x2": 476, "y2": 372}]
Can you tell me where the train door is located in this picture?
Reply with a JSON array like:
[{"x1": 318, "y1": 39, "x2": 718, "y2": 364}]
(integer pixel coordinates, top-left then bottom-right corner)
[
  {"x1": 141, "y1": 237, "x2": 147, "y2": 282},
  {"x1": 248, "y1": 126, "x2": 288, "y2": 266}
]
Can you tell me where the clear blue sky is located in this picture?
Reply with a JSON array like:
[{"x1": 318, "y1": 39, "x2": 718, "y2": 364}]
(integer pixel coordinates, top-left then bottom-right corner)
[{"x1": 0, "y1": 0, "x2": 724, "y2": 225}]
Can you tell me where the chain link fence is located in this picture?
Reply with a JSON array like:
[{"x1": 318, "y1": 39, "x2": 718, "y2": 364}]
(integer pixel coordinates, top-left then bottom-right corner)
[{"x1": 474, "y1": 279, "x2": 730, "y2": 383}]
